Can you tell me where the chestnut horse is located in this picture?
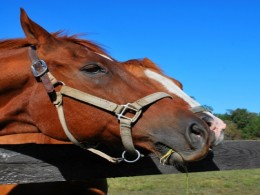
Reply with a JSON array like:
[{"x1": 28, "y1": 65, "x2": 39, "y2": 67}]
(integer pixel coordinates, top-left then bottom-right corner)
[
  {"x1": 0, "y1": 9, "x2": 222, "y2": 195},
  {"x1": 0, "y1": 58, "x2": 226, "y2": 195}
]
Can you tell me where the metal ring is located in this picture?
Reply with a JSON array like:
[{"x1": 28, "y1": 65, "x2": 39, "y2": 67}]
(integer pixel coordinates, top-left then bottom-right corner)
[
  {"x1": 122, "y1": 150, "x2": 141, "y2": 163},
  {"x1": 57, "y1": 81, "x2": 66, "y2": 86}
]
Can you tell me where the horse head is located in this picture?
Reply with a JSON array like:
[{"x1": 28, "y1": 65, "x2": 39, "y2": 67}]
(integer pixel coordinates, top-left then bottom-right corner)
[
  {"x1": 122, "y1": 58, "x2": 226, "y2": 147},
  {"x1": 0, "y1": 9, "x2": 214, "y2": 165}
]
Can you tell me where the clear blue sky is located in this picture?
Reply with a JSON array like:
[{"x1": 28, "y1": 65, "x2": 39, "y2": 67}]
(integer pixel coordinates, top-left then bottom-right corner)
[{"x1": 1, "y1": 1, "x2": 259, "y2": 114}]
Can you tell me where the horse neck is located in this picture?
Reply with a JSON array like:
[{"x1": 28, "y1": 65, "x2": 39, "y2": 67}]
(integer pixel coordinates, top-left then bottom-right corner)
[{"x1": 0, "y1": 47, "x2": 39, "y2": 135}]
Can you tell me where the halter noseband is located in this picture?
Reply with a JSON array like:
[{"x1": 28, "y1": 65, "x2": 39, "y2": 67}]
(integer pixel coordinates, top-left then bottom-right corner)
[{"x1": 29, "y1": 46, "x2": 172, "y2": 163}]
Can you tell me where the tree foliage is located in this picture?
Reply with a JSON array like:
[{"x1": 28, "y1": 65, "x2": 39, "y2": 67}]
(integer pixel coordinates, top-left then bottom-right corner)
[{"x1": 216, "y1": 108, "x2": 260, "y2": 140}]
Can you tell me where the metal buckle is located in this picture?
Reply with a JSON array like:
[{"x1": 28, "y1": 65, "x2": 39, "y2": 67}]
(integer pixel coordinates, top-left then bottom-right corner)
[
  {"x1": 31, "y1": 60, "x2": 48, "y2": 78},
  {"x1": 116, "y1": 103, "x2": 142, "y2": 123}
]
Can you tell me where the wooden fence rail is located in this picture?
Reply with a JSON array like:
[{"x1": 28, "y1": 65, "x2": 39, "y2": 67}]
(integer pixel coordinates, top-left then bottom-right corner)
[{"x1": 0, "y1": 140, "x2": 259, "y2": 184}]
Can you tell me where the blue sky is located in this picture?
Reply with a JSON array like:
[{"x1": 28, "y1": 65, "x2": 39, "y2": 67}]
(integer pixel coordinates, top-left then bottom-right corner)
[{"x1": 1, "y1": 1, "x2": 259, "y2": 114}]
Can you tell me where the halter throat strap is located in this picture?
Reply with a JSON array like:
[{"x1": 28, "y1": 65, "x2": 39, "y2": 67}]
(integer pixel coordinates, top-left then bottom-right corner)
[{"x1": 29, "y1": 46, "x2": 172, "y2": 163}]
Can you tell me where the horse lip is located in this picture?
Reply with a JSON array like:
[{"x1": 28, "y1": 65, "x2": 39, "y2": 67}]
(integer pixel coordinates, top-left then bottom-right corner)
[
  {"x1": 208, "y1": 124, "x2": 225, "y2": 147},
  {"x1": 155, "y1": 143, "x2": 184, "y2": 165},
  {"x1": 155, "y1": 141, "x2": 210, "y2": 165},
  {"x1": 210, "y1": 131, "x2": 225, "y2": 147},
  {"x1": 201, "y1": 112, "x2": 226, "y2": 146},
  {"x1": 167, "y1": 152, "x2": 185, "y2": 164}
]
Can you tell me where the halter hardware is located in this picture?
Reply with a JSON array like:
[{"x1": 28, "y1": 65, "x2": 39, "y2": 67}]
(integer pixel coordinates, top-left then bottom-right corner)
[
  {"x1": 116, "y1": 103, "x2": 142, "y2": 123},
  {"x1": 28, "y1": 46, "x2": 172, "y2": 163},
  {"x1": 122, "y1": 149, "x2": 141, "y2": 163},
  {"x1": 31, "y1": 60, "x2": 48, "y2": 78}
]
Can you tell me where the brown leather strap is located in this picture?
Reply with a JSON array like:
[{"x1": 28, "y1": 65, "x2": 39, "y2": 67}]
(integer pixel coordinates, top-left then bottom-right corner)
[{"x1": 29, "y1": 47, "x2": 54, "y2": 93}]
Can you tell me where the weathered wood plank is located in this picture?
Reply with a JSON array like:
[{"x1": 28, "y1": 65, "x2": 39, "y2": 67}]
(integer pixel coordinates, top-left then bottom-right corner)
[{"x1": 0, "y1": 140, "x2": 259, "y2": 184}]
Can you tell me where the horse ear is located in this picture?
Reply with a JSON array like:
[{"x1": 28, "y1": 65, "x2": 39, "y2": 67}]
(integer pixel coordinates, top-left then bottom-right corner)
[{"x1": 20, "y1": 8, "x2": 56, "y2": 45}]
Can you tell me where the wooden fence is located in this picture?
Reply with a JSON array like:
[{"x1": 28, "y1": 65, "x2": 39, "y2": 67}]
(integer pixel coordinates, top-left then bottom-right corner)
[{"x1": 0, "y1": 140, "x2": 259, "y2": 184}]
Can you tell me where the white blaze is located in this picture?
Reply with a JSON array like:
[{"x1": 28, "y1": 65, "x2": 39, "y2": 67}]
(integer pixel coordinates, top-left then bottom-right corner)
[
  {"x1": 95, "y1": 52, "x2": 113, "y2": 61},
  {"x1": 144, "y1": 69, "x2": 200, "y2": 108}
]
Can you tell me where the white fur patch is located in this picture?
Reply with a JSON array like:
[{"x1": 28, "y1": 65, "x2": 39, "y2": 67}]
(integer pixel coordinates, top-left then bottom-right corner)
[
  {"x1": 144, "y1": 69, "x2": 201, "y2": 108},
  {"x1": 95, "y1": 52, "x2": 113, "y2": 61}
]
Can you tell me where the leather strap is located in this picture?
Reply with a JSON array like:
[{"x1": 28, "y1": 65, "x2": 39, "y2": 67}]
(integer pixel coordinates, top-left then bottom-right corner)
[
  {"x1": 53, "y1": 93, "x2": 122, "y2": 163},
  {"x1": 60, "y1": 86, "x2": 119, "y2": 113},
  {"x1": 29, "y1": 46, "x2": 54, "y2": 93},
  {"x1": 59, "y1": 85, "x2": 171, "y2": 156},
  {"x1": 190, "y1": 106, "x2": 211, "y2": 113}
]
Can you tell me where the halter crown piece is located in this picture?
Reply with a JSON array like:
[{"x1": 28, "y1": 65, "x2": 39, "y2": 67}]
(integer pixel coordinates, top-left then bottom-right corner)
[{"x1": 29, "y1": 46, "x2": 172, "y2": 163}]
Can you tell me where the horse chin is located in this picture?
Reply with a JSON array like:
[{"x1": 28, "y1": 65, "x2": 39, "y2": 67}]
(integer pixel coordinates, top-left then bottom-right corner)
[
  {"x1": 165, "y1": 152, "x2": 185, "y2": 165},
  {"x1": 155, "y1": 141, "x2": 210, "y2": 166}
]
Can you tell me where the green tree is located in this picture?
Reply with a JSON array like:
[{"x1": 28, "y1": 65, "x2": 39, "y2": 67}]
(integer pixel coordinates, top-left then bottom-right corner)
[
  {"x1": 223, "y1": 120, "x2": 242, "y2": 140},
  {"x1": 216, "y1": 108, "x2": 260, "y2": 140},
  {"x1": 244, "y1": 115, "x2": 260, "y2": 139},
  {"x1": 229, "y1": 109, "x2": 256, "y2": 129}
]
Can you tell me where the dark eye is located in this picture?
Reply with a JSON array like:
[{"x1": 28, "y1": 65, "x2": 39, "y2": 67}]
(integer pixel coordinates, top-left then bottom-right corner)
[{"x1": 81, "y1": 63, "x2": 106, "y2": 75}]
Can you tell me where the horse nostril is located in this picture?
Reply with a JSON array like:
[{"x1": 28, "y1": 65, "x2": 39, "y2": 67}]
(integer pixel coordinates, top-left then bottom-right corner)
[
  {"x1": 186, "y1": 123, "x2": 208, "y2": 149},
  {"x1": 202, "y1": 117, "x2": 214, "y2": 128},
  {"x1": 190, "y1": 124, "x2": 202, "y2": 136}
]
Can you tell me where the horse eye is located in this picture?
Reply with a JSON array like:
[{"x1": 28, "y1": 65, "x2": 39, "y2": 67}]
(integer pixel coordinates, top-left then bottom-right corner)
[{"x1": 81, "y1": 63, "x2": 106, "y2": 74}]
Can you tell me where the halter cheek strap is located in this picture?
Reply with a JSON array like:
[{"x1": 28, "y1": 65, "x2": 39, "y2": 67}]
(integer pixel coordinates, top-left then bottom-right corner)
[
  {"x1": 29, "y1": 46, "x2": 172, "y2": 163},
  {"x1": 54, "y1": 86, "x2": 171, "y2": 161}
]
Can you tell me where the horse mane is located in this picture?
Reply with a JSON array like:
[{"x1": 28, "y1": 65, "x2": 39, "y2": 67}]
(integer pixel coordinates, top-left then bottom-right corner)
[{"x1": 0, "y1": 31, "x2": 111, "y2": 58}]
